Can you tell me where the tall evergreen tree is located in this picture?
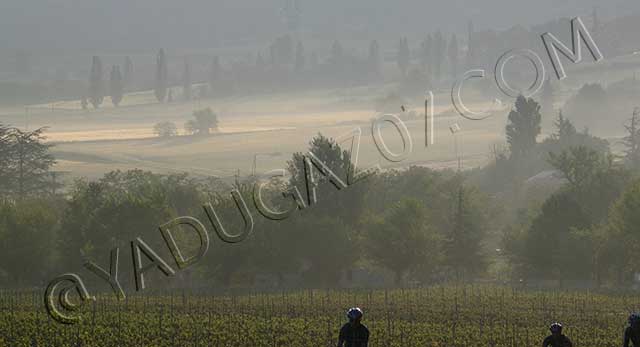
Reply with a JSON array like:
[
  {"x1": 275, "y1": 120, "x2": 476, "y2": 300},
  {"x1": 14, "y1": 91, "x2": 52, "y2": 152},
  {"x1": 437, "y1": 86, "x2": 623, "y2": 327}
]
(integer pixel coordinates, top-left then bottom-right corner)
[
  {"x1": 123, "y1": 56, "x2": 133, "y2": 88},
  {"x1": 623, "y1": 108, "x2": 640, "y2": 170},
  {"x1": 183, "y1": 57, "x2": 192, "y2": 101},
  {"x1": 465, "y1": 20, "x2": 475, "y2": 69},
  {"x1": 420, "y1": 35, "x2": 432, "y2": 72},
  {"x1": 154, "y1": 48, "x2": 168, "y2": 102},
  {"x1": 444, "y1": 187, "x2": 487, "y2": 280},
  {"x1": 330, "y1": 40, "x2": 343, "y2": 66},
  {"x1": 448, "y1": 34, "x2": 459, "y2": 79},
  {"x1": 397, "y1": 37, "x2": 410, "y2": 77},
  {"x1": 506, "y1": 95, "x2": 542, "y2": 158},
  {"x1": 433, "y1": 31, "x2": 445, "y2": 81},
  {"x1": 368, "y1": 40, "x2": 381, "y2": 76},
  {"x1": 109, "y1": 65, "x2": 123, "y2": 107},
  {"x1": 1, "y1": 127, "x2": 55, "y2": 197},
  {"x1": 209, "y1": 56, "x2": 221, "y2": 95},
  {"x1": 88, "y1": 56, "x2": 104, "y2": 109}
]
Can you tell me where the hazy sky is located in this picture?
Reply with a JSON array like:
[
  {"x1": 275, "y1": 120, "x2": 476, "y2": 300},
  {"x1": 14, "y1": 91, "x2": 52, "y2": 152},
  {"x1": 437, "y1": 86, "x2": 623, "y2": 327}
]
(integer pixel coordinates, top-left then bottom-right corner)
[{"x1": 2, "y1": 0, "x2": 639, "y2": 51}]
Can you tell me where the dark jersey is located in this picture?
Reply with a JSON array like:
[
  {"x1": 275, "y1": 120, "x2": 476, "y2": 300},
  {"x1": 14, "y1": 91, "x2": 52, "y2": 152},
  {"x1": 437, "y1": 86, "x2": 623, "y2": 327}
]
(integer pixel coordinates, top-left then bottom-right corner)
[
  {"x1": 543, "y1": 334, "x2": 572, "y2": 347},
  {"x1": 624, "y1": 326, "x2": 640, "y2": 347},
  {"x1": 338, "y1": 322, "x2": 369, "y2": 347}
]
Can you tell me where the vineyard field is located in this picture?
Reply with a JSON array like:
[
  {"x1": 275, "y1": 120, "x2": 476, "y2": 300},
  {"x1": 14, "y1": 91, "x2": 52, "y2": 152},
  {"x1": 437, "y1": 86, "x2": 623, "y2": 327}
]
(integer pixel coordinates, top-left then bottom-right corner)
[{"x1": 1, "y1": 285, "x2": 638, "y2": 347}]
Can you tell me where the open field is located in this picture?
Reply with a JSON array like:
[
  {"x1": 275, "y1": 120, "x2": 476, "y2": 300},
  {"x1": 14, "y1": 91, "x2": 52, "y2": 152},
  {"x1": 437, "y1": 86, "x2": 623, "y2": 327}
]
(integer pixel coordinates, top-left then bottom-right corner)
[
  {"x1": 0, "y1": 54, "x2": 635, "y2": 183},
  {"x1": 2, "y1": 286, "x2": 637, "y2": 347},
  {"x1": 0, "y1": 84, "x2": 518, "y2": 181}
]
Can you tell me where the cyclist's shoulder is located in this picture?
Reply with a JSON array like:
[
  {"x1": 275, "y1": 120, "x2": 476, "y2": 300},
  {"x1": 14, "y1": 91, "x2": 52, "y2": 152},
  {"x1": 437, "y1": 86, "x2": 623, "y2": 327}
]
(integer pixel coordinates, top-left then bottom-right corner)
[{"x1": 359, "y1": 324, "x2": 370, "y2": 333}]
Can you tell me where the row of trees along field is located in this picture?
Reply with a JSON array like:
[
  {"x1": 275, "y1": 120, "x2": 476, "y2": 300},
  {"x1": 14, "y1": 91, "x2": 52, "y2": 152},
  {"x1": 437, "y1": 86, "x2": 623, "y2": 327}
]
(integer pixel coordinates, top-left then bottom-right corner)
[
  {"x1": 4, "y1": 11, "x2": 611, "y2": 106},
  {"x1": 81, "y1": 22, "x2": 489, "y2": 110},
  {"x1": 4, "y1": 96, "x2": 640, "y2": 289}
]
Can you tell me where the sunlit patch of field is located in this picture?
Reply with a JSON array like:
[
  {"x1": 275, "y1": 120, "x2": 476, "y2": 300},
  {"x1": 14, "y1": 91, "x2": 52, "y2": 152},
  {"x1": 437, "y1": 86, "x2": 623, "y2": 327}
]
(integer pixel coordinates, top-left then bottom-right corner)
[{"x1": 0, "y1": 84, "x2": 519, "y2": 181}]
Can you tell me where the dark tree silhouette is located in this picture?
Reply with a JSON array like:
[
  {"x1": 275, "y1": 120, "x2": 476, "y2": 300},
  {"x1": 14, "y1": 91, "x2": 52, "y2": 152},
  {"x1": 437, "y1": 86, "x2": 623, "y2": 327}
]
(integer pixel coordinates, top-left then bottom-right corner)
[
  {"x1": 88, "y1": 56, "x2": 104, "y2": 109},
  {"x1": 397, "y1": 37, "x2": 410, "y2": 77},
  {"x1": 123, "y1": 56, "x2": 133, "y2": 88},
  {"x1": 183, "y1": 57, "x2": 192, "y2": 101},
  {"x1": 154, "y1": 49, "x2": 168, "y2": 102},
  {"x1": 110, "y1": 65, "x2": 123, "y2": 107},
  {"x1": 448, "y1": 34, "x2": 459, "y2": 78},
  {"x1": 506, "y1": 95, "x2": 542, "y2": 158}
]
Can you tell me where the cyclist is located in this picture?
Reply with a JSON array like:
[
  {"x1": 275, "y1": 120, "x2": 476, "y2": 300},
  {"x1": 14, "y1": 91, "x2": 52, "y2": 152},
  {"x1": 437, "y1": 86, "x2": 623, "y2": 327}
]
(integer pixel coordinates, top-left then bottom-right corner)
[
  {"x1": 624, "y1": 313, "x2": 640, "y2": 347},
  {"x1": 542, "y1": 322, "x2": 573, "y2": 347},
  {"x1": 337, "y1": 307, "x2": 369, "y2": 347}
]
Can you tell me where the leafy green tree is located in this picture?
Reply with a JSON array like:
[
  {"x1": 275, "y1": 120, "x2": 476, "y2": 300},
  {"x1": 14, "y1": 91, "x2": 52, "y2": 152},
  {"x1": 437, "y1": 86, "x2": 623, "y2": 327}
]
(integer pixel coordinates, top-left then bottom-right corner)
[
  {"x1": 2, "y1": 127, "x2": 55, "y2": 198},
  {"x1": 0, "y1": 199, "x2": 59, "y2": 286},
  {"x1": 88, "y1": 56, "x2": 104, "y2": 108},
  {"x1": 506, "y1": 95, "x2": 541, "y2": 158},
  {"x1": 605, "y1": 178, "x2": 640, "y2": 283},
  {"x1": 443, "y1": 186, "x2": 488, "y2": 280},
  {"x1": 58, "y1": 170, "x2": 203, "y2": 284},
  {"x1": 548, "y1": 145, "x2": 628, "y2": 223},
  {"x1": 109, "y1": 65, "x2": 123, "y2": 106},
  {"x1": 154, "y1": 48, "x2": 168, "y2": 102},
  {"x1": 366, "y1": 198, "x2": 441, "y2": 285},
  {"x1": 622, "y1": 108, "x2": 640, "y2": 170},
  {"x1": 522, "y1": 190, "x2": 591, "y2": 282},
  {"x1": 548, "y1": 146, "x2": 608, "y2": 188},
  {"x1": 286, "y1": 134, "x2": 371, "y2": 285},
  {"x1": 286, "y1": 133, "x2": 367, "y2": 220},
  {"x1": 185, "y1": 108, "x2": 219, "y2": 135},
  {"x1": 153, "y1": 122, "x2": 178, "y2": 138}
]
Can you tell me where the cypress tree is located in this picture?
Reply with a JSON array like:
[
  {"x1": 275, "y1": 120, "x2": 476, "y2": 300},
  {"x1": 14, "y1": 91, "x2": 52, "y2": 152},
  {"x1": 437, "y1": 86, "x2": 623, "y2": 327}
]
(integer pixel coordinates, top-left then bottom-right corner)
[
  {"x1": 183, "y1": 57, "x2": 191, "y2": 101},
  {"x1": 110, "y1": 65, "x2": 123, "y2": 107},
  {"x1": 123, "y1": 56, "x2": 133, "y2": 89},
  {"x1": 88, "y1": 56, "x2": 104, "y2": 109},
  {"x1": 448, "y1": 34, "x2": 459, "y2": 79},
  {"x1": 209, "y1": 56, "x2": 221, "y2": 95},
  {"x1": 154, "y1": 49, "x2": 168, "y2": 102},
  {"x1": 368, "y1": 40, "x2": 381, "y2": 76}
]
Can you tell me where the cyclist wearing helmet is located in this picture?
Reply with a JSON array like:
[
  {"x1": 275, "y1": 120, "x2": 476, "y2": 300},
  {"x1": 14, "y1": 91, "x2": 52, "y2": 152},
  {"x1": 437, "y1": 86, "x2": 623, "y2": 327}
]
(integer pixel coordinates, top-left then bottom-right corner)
[
  {"x1": 543, "y1": 322, "x2": 573, "y2": 347},
  {"x1": 624, "y1": 313, "x2": 640, "y2": 347},
  {"x1": 337, "y1": 307, "x2": 369, "y2": 347}
]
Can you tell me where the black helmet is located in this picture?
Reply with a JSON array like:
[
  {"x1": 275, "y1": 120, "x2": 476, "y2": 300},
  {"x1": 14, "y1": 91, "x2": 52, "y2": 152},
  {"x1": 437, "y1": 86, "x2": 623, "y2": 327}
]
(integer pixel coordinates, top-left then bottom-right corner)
[
  {"x1": 550, "y1": 322, "x2": 562, "y2": 334},
  {"x1": 347, "y1": 307, "x2": 363, "y2": 321}
]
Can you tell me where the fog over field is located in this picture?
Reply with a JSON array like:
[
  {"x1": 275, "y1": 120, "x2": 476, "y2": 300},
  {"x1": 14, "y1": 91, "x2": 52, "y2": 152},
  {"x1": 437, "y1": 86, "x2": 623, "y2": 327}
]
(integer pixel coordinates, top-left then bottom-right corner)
[{"x1": 4, "y1": 1, "x2": 640, "y2": 346}]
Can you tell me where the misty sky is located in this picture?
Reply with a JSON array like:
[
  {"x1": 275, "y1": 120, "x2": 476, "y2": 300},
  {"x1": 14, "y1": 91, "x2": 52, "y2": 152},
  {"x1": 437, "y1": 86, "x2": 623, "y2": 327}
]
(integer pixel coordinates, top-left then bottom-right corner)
[{"x1": 2, "y1": 0, "x2": 639, "y2": 51}]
